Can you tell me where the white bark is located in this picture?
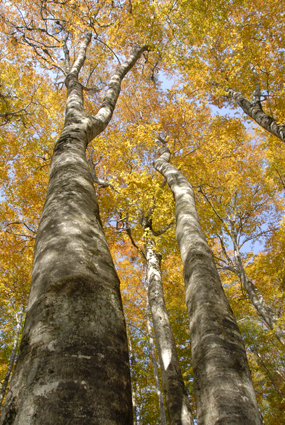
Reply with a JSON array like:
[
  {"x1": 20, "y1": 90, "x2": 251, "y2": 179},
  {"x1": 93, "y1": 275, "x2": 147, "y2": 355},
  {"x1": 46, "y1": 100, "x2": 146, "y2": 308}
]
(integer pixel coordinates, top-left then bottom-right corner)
[
  {"x1": 146, "y1": 237, "x2": 194, "y2": 425},
  {"x1": 154, "y1": 146, "x2": 261, "y2": 425},
  {"x1": 146, "y1": 304, "x2": 167, "y2": 425},
  {"x1": 126, "y1": 212, "x2": 193, "y2": 424}
]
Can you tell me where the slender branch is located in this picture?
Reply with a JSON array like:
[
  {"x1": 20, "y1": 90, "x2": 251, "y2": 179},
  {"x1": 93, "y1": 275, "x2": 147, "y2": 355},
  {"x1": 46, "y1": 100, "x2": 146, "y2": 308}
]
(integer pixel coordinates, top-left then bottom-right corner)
[
  {"x1": 4, "y1": 229, "x2": 36, "y2": 239},
  {"x1": 86, "y1": 65, "x2": 98, "y2": 87},
  {"x1": 239, "y1": 228, "x2": 276, "y2": 249},
  {"x1": 87, "y1": 147, "x2": 116, "y2": 189},
  {"x1": 80, "y1": 83, "x2": 100, "y2": 93},
  {"x1": 0, "y1": 94, "x2": 36, "y2": 121},
  {"x1": 218, "y1": 235, "x2": 236, "y2": 267},
  {"x1": 5, "y1": 221, "x2": 37, "y2": 234},
  {"x1": 152, "y1": 221, "x2": 174, "y2": 237},
  {"x1": 62, "y1": 31, "x2": 70, "y2": 74},
  {"x1": 273, "y1": 165, "x2": 285, "y2": 190},
  {"x1": 251, "y1": 348, "x2": 285, "y2": 400},
  {"x1": 198, "y1": 186, "x2": 232, "y2": 236},
  {"x1": 93, "y1": 35, "x2": 121, "y2": 65},
  {"x1": 125, "y1": 227, "x2": 146, "y2": 261}
]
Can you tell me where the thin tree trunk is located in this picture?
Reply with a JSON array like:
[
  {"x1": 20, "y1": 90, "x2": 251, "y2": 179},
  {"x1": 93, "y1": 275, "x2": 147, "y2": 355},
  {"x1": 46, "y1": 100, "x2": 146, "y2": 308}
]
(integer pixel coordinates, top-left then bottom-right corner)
[
  {"x1": 1, "y1": 33, "x2": 147, "y2": 425},
  {"x1": 126, "y1": 216, "x2": 193, "y2": 424},
  {"x1": 146, "y1": 303, "x2": 168, "y2": 425},
  {"x1": 0, "y1": 306, "x2": 23, "y2": 407},
  {"x1": 199, "y1": 191, "x2": 285, "y2": 346},
  {"x1": 129, "y1": 338, "x2": 138, "y2": 425},
  {"x1": 146, "y1": 238, "x2": 194, "y2": 425},
  {"x1": 154, "y1": 146, "x2": 261, "y2": 425},
  {"x1": 233, "y1": 244, "x2": 285, "y2": 345}
]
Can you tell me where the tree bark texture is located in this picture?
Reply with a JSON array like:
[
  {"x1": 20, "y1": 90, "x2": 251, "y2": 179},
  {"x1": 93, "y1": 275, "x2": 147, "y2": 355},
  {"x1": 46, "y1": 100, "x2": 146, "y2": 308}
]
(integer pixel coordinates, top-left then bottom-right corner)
[
  {"x1": 146, "y1": 238, "x2": 194, "y2": 425},
  {"x1": 226, "y1": 87, "x2": 285, "y2": 142},
  {"x1": 0, "y1": 34, "x2": 148, "y2": 425},
  {"x1": 154, "y1": 146, "x2": 261, "y2": 425},
  {"x1": 146, "y1": 306, "x2": 167, "y2": 425}
]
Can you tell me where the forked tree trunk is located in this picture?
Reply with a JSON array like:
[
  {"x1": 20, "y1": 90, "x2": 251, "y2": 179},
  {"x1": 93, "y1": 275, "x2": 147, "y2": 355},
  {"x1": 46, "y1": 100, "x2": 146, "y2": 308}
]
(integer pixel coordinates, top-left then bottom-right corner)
[
  {"x1": 154, "y1": 146, "x2": 261, "y2": 425},
  {"x1": 0, "y1": 33, "x2": 147, "y2": 425},
  {"x1": 146, "y1": 238, "x2": 194, "y2": 425}
]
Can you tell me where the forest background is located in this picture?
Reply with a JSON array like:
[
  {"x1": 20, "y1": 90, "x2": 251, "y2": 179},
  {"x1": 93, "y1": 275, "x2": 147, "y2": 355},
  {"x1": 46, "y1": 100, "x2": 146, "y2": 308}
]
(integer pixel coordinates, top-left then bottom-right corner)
[{"x1": 0, "y1": 0, "x2": 284, "y2": 423}]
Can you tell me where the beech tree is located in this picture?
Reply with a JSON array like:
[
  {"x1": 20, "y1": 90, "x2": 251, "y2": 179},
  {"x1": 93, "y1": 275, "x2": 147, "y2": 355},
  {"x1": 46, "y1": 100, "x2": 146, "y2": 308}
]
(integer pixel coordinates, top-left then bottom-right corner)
[
  {"x1": 1, "y1": 0, "x2": 285, "y2": 424},
  {"x1": 0, "y1": 1, "x2": 154, "y2": 423},
  {"x1": 1, "y1": 35, "x2": 148, "y2": 425},
  {"x1": 142, "y1": 218, "x2": 194, "y2": 425},
  {"x1": 154, "y1": 144, "x2": 261, "y2": 424},
  {"x1": 126, "y1": 210, "x2": 194, "y2": 425},
  {"x1": 167, "y1": 0, "x2": 285, "y2": 147}
]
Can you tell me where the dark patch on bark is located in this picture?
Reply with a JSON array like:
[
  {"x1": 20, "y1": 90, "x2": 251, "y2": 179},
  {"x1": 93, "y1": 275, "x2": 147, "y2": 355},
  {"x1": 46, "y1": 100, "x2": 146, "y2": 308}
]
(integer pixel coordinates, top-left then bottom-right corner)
[
  {"x1": 1, "y1": 401, "x2": 17, "y2": 425},
  {"x1": 222, "y1": 317, "x2": 240, "y2": 333},
  {"x1": 54, "y1": 134, "x2": 84, "y2": 154}
]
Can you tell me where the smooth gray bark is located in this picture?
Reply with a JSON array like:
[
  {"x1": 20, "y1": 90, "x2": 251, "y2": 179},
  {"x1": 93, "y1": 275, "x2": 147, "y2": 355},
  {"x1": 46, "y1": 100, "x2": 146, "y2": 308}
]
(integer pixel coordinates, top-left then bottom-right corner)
[
  {"x1": 146, "y1": 305, "x2": 168, "y2": 425},
  {"x1": 154, "y1": 146, "x2": 261, "y2": 425},
  {"x1": 145, "y1": 238, "x2": 194, "y2": 425},
  {"x1": 1, "y1": 33, "x2": 148, "y2": 425},
  {"x1": 0, "y1": 306, "x2": 23, "y2": 407},
  {"x1": 224, "y1": 86, "x2": 285, "y2": 142},
  {"x1": 126, "y1": 212, "x2": 193, "y2": 425}
]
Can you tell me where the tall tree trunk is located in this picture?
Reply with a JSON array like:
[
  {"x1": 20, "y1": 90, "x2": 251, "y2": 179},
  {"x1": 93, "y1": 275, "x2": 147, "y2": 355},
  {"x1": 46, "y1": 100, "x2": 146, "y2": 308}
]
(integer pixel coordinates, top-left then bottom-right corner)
[
  {"x1": 146, "y1": 303, "x2": 168, "y2": 425},
  {"x1": 126, "y1": 214, "x2": 193, "y2": 424},
  {"x1": 0, "y1": 306, "x2": 23, "y2": 407},
  {"x1": 154, "y1": 146, "x2": 261, "y2": 425},
  {"x1": 0, "y1": 33, "x2": 147, "y2": 425},
  {"x1": 146, "y1": 237, "x2": 194, "y2": 425}
]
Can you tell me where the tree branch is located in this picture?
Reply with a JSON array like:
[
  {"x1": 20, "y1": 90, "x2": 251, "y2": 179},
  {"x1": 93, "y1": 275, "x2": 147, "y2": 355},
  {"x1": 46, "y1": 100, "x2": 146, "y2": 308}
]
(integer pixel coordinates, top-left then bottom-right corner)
[
  {"x1": 211, "y1": 82, "x2": 285, "y2": 142},
  {"x1": 70, "y1": 31, "x2": 92, "y2": 78},
  {"x1": 88, "y1": 45, "x2": 149, "y2": 142}
]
